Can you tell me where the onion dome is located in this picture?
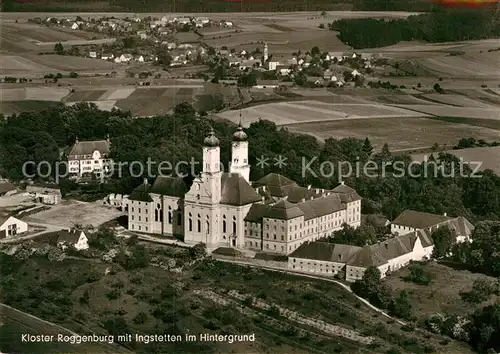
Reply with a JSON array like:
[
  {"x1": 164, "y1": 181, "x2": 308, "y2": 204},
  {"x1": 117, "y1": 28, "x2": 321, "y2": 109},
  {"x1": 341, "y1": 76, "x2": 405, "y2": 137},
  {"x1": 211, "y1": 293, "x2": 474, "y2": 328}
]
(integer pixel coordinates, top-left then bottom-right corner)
[
  {"x1": 203, "y1": 128, "x2": 219, "y2": 147},
  {"x1": 232, "y1": 123, "x2": 247, "y2": 142}
]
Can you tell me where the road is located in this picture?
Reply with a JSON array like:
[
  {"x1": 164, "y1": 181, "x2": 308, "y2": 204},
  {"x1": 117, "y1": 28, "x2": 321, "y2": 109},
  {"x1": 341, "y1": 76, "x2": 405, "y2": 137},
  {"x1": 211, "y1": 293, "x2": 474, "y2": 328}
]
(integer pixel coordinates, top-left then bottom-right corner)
[{"x1": 0, "y1": 222, "x2": 62, "y2": 244}]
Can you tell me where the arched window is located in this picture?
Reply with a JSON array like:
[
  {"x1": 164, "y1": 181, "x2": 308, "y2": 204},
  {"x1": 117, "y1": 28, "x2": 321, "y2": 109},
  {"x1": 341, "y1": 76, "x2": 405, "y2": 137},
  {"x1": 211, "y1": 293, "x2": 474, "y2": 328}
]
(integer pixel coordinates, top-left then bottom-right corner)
[
  {"x1": 177, "y1": 213, "x2": 182, "y2": 225},
  {"x1": 197, "y1": 220, "x2": 201, "y2": 232},
  {"x1": 168, "y1": 212, "x2": 172, "y2": 224},
  {"x1": 233, "y1": 221, "x2": 236, "y2": 234},
  {"x1": 223, "y1": 220, "x2": 227, "y2": 233},
  {"x1": 188, "y1": 213, "x2": 192, "y2": 231},
  {"x1": 154, "y1": 209, "x2": 158, "y2": 222},
  {"x1": 206, "y1": 221, "x2": 210, "y2": 233}
]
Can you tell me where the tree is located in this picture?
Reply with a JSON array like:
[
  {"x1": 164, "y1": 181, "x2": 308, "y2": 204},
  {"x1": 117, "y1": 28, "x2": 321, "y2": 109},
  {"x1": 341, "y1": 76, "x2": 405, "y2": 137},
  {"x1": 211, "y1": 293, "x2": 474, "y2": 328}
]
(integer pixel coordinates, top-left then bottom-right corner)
[
  {"x1": 362, "y1": 138, "x2": 374, "y2": 156},
  {"x1": 460, "y1": 279, "x2": 498, "y2": 305},
  {"x1": 351, "y1": 266, "x2": 393, "y2": 309},
  {"x1": 434, "y1": 83, "x2": 444, "y2": 94},
  {"x1": 431, "y1": 226, "x2": 455, "y2": 258},
  {"x1": 237, "y1": 71, "x2": 258, "y2": 87},
  {"x1": 389, "y1": 290, "x2": 413, "y2": 320},
  {"x1": 190, "y1": 243, "x2": 207, "y2": 259},
  {"x1": 54, "y1": 42, "x2": 64, "y2": 55}
]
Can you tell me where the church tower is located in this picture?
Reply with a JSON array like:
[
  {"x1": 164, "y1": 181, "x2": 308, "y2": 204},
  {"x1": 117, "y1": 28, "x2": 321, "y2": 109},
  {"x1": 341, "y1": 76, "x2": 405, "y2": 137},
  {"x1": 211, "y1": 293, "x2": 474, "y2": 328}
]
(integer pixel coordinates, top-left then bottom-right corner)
[
  {"x1": 202, "y1": 128, "x2": 222, "y2": 204},
  {"x1": 263, "y1": 42, "x2": 268, "y2": 63},
  {"x1": 230, "y1": 123, "x2": 250, "y2": 183}
]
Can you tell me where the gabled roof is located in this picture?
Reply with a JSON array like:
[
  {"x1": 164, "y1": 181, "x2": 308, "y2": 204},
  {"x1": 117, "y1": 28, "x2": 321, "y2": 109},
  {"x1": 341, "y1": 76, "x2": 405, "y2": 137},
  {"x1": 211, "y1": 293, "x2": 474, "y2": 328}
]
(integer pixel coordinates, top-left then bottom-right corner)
[
  {"x1": 221, "y1": 173, "x2": 261, "y2": 206},
  {"x1": 56, "y1": 229, "x2": 85, "y2": 244},
  {"x1": 290, "y1": 242, "x2": 361, "y2": 263},
  {"x1": 347, "y1": 246, "x2": 387, "y2": 267},
  {"x1": 332, "y1": 183, "x2": 361, "y2": 202},
  {"x1": 297, "y1": 193, "x2": 344, "y2": 220},
  {"x1": 68, "y1": 139, "x2": 110, "y2": 157},
  {"x1": 128, "y1": 181, "x2": 153, "y2": 202},
  {"x1": 253, "y1": 173, "x2": 298, "y2": 198},
  {"x1": 362, "y1": 214, "x2": 390, "y2": 228},
  {"x1": 391, "y1": 210, "x2": 452, "y2": 229},
  {"x1": 374, "y1": 233, "x2": 417, "y2": 261},
  {"x1": 149, "y1": 176, "x2": 190, "y2": 198}
]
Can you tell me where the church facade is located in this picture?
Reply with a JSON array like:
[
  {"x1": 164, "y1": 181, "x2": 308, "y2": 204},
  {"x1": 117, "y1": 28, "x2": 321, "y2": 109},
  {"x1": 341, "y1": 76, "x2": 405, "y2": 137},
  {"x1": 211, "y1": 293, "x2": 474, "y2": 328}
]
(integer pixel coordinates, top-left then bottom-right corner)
[{"x1": 127, "y1": 126, "x2": 361, "y2": 254}]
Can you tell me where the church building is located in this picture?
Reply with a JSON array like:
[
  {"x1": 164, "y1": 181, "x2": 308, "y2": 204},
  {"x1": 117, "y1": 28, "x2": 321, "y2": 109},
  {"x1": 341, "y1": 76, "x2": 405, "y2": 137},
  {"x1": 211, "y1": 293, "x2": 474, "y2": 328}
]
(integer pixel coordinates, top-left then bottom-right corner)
[{"x1": 127, "y1": 125, "x2": 361, "y2": 254}]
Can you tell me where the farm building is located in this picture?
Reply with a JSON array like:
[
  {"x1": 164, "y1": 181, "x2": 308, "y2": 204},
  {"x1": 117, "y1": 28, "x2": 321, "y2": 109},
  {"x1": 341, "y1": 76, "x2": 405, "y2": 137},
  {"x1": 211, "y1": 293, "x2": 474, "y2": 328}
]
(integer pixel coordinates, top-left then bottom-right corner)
[
  {"x1": 55, "y1": 229, "x2": 89, "y2": 251},
  {"x1": 127, "y1": 127, "x2": 361, "y2": 255},
  {"x1": 26, "y1": 184, "x2": 62, "y2": 205},
  {"x1": 0, "y1": 181, "x2": 17, "y2": 197},
  {"x1": 0, "y1": 215, "x2": 28, "y2": 239},
  {"x1": 391, "y1": 209, "x2": 473, "y2": 243},
  {"x1": 288, "y1": 210, "x2": 473, "y2": 281}
]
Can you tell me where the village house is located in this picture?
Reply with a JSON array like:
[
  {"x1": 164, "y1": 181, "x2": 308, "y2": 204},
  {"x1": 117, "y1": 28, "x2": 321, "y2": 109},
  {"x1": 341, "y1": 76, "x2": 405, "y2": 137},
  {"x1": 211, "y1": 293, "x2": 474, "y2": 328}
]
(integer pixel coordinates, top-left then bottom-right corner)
[
  {"x1": 127, "y1": 127, "x2": 362, "y2": 254},
  {"x1": 67, "y1": 136, "x2": 113, "y2": 179},
  {"x1": 0, "y1": 215, "x2": 28, "y2": 239},
  {"x1": 26, "y1": 184, "x2": 62, "y2": 205},
  {"x1": 71, "y1": 22, "x2": 79, "y2": 30},
  {"x1": 119, "y1": 54, "x2": 133, "y2": 62},
  {"x1": 101, "y1": 53, "x2": 114, "y2": 60},
  {"x1": 55, "y1": 229, "x2": 89, "y2": 251}
]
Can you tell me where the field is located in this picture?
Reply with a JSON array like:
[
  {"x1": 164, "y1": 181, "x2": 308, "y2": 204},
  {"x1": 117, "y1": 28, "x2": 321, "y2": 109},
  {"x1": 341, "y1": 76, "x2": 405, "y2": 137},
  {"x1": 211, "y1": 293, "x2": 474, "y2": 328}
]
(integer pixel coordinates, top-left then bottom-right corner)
[
  {"x1": 0, "y1": 243, "x2": 473, "y2": 354},
  {"x1": 384, "y1": 262, "x2": 499, "y2": 325},
  {"x1": 23, "y1": 200, "x2": 124, "y2": 228},
  {"x1": 412, "y1": 146, "x2": 500, "y2": 175},
  {"x1": 282, "y1": 117, "x2": 500, "y2": 151}
]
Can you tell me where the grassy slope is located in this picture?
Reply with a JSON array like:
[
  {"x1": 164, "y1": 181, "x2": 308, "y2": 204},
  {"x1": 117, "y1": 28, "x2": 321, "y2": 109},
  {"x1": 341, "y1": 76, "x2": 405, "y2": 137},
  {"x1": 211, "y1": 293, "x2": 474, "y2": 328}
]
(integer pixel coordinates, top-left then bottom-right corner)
[
  {"x1": 0, "y1": 243, "x2": 474, "y2": 354},
  {"x1": 384, "y1": 262, "x2": 500, "y2": 326}
]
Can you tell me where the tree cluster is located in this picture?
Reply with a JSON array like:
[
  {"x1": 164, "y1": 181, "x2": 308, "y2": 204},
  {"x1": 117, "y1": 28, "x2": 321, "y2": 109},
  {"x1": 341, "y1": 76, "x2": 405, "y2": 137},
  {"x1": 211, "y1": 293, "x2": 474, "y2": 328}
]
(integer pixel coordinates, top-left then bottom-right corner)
[
  {"x1": 330, "y1": 9, "x2": 500, "y2": 49},
  {"x1": 351, "y1": 266, "x2": 413, "y2": 320}
]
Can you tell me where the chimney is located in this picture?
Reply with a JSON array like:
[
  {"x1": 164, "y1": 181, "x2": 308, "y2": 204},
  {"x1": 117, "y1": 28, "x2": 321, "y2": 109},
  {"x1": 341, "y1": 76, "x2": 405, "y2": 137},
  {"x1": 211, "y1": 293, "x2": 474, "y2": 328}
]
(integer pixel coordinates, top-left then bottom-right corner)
[
  {"x1": 262, "y1": 186, "x2": 266, "y2": 192},
  {"x1": 307, "y1": 185, "x2": 311, "y2": 190},
  {"x1": 261, "y1": 196, "x2": 265, "y2": 202},
  {"x1": 143, "y1": 178, "x2": 148, "y2": 185}
]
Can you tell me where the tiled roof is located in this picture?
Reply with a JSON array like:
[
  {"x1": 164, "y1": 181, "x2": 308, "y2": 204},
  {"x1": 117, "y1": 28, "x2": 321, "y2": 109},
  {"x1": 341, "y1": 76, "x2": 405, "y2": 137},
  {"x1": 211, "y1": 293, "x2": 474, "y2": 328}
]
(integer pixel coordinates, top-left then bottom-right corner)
[
  {"x1": 362, "y1": 214, "x2": 390, "y2": 228},
  {"x1": 68, "y1": 140, "x2": 110, "y2": 157},
  {"x1": 221, "y1": 173, "x2": 261, "y2": 206},
  {"x1": 346, "y1": 246, "x2": 387, "y2": 267},
  {"x1": 56, "y1": 229, "x2": 84, "y2": 244},
  {"x1": 332, "y1": 183, "x2": 361, "y2": 202},
  {"x1": 128, "y1": 181, "x2": 153, "y2": 202},
  {"x1": 297, "y1": 193, "x2": 344, "y2": 220},
  {"x1": 133, "y1": 173, "x2": 260, "y2": 206},
  {"x1": 374, "y1": 233, "x2": 417, "y2": 262},
  {"x1": 290, "y1": 242, "x2": 361, "y2": 263},
  {"x1": 253, "y1": 173, "x2": 297, "y2": 197},
  {"x1": 391, "y1": 210, "x2": 452, "y2": 229}
]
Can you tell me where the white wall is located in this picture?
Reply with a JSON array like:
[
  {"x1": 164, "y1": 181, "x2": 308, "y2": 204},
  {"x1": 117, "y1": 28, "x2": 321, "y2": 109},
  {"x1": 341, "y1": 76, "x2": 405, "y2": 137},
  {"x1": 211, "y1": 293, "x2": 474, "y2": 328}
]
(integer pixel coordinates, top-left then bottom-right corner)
[{"x1": 0, "y1": 216, "x2": 28, "y2": 237}]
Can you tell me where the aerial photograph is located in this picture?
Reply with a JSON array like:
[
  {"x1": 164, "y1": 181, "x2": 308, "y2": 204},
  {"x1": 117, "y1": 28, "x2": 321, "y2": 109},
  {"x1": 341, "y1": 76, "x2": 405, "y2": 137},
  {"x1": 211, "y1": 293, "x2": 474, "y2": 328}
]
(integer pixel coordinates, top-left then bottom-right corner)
[{"x1": 0, "y1": 0, "x2": 499, "y2": 353}]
